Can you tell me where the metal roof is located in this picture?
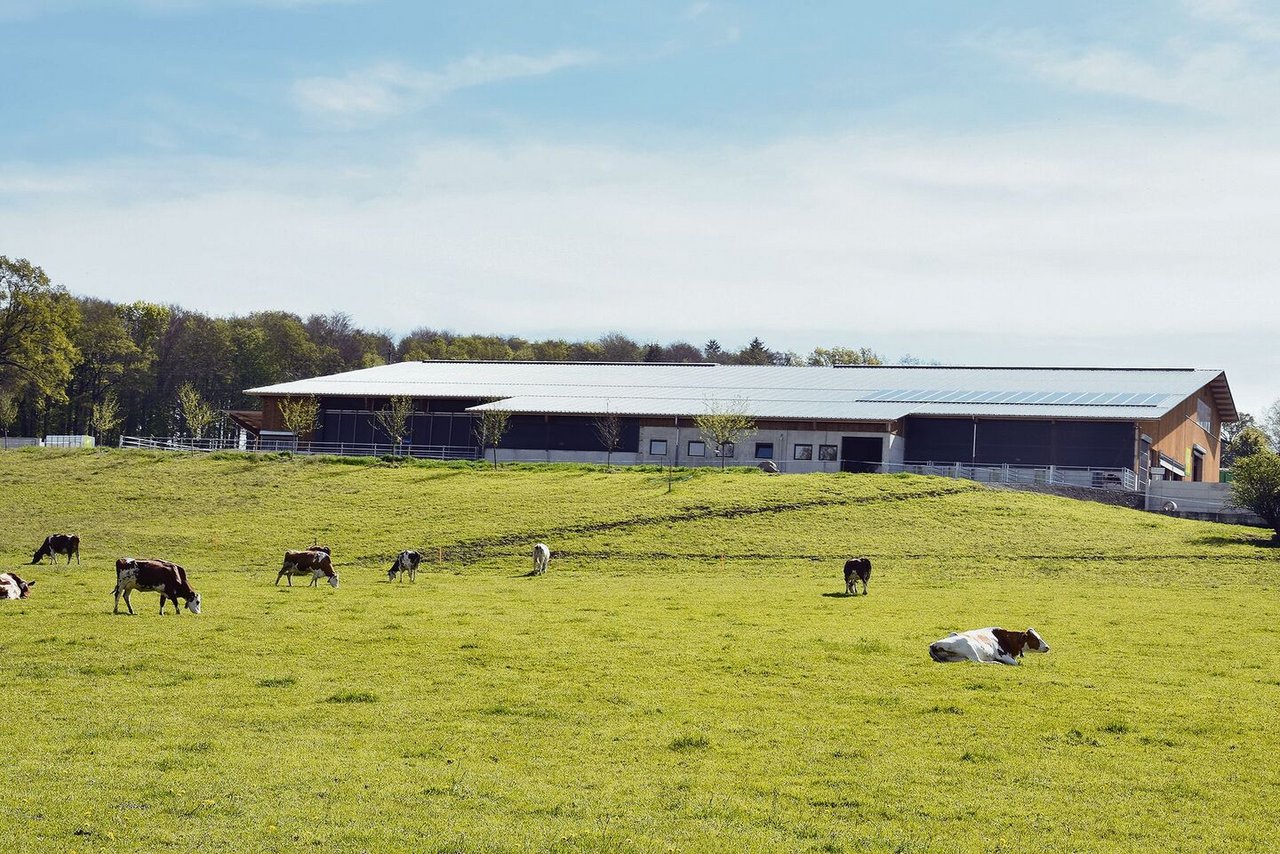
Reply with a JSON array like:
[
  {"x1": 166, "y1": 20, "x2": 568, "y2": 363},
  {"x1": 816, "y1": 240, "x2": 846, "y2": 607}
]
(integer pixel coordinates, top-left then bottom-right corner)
[{"x1": 247, "y1": 362, "x2": 1236, "y2": 423}]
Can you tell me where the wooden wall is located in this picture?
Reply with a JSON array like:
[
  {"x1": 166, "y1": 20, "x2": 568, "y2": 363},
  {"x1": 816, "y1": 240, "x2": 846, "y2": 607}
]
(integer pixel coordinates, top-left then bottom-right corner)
[{"x1": 1137, "y1": 386, "x2": 1222, "y2": 482}]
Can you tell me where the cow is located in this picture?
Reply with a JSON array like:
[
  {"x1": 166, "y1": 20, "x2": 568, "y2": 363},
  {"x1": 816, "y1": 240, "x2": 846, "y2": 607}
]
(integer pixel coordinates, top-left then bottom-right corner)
[
  {"x1": 32, "y1": 533, "x2": 80, "y2": 565},
  {"x1": 843, "y1": 557, "x2": 871, "y2": 595},
  {"x1": 113, "y1": 558, "x2": 201, "y2": 616},
  {"x1": 928, "y1": 627, "x2": 1050, "y2": 666},
  {"x1": 388, "y1": 550, "x2": 422, "y2": 583},
  {"x1": 532, "y1": 543, "x2": 550, "y2": 576},
  {"x1": 0, "y1": 573, "x2": 36, "y2": 600},
  {"x1": 276, "y1": 548, "x2": 339, "y2": 588}
]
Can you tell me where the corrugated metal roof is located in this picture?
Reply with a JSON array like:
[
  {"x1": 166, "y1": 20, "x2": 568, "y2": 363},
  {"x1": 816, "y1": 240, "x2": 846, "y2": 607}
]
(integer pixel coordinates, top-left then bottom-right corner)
[{"x1": 247, "y1": 362, "x2": 1233, "y2": 423}]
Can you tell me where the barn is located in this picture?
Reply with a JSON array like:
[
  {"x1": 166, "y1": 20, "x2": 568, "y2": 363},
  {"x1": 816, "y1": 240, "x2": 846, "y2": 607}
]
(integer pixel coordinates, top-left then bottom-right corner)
[{"x1": 247, "y1": 362, "x2": 1237, "y2": 486}]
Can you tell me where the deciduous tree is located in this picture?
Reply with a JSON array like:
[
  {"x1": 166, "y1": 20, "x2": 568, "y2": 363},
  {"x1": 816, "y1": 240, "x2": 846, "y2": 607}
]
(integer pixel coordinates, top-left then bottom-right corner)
[
  {"x1": 693, "y1": 399, "x2": 756, "y2": 470},
  {"x1": 177, "y1": 382, "x2": 218, "y2": 439},
  {"x1": 277, "y1": 396, "x2": 320, "y2": 442},
  {"x1": 373, "y1": 395, "x2": 415, "y2": 452},
  {"x1": 474, "y1": 409, "x2": 511, "y2": 468},
  {"x1": 0, "y1": 256, "x2": 80, "y2": 403},
  {"x1": 1229, "y1": 448, "x2": 1280, "y2": 541}
]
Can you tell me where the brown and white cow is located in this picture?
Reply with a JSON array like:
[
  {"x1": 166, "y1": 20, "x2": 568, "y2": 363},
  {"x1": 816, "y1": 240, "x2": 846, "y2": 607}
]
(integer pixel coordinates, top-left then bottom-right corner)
[
  {"x1": 276, "y1": 548, "x2": 339, "y2": 588},
  {"x1": 388, "y1": 550, "x2": 422, "y2": 582},
  {"x1": 0, "y1": 573, "x2": 36, "y2": 599},
  {"x1": 843, "y1": 557, "x2": 871, "y2": 595},
  {"x1": 928, "y1": 627, "x2": 1049, "y2": 666},
  {"x1": 33, "y1": 533, "x2": 80, "y2": 565},
  {"x1": 113, "y1": 558, "x2": 201, "y2": 615},
  {"x1": 532, "y1": 543, "x2": 550, "y2": 576}
]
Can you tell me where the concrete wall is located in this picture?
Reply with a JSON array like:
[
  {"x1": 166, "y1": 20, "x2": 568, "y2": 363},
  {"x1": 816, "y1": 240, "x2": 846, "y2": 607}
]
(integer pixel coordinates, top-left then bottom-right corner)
[
  {"x1": 636, "y1": 424, "x2": 902, "y2": 473},
  {"x1": 1145, "y1": 480, "x2": 1265, "y2": 525}
]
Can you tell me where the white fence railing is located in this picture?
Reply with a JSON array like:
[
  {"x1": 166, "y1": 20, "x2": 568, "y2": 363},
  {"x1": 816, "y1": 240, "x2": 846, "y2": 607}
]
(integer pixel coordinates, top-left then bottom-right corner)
[
  {"x1": 120, "y1": 436, "x2": 481, "y2": 460},
  {"x1": 876, "y1": 460, "x2": 1140, "y2": 491}
]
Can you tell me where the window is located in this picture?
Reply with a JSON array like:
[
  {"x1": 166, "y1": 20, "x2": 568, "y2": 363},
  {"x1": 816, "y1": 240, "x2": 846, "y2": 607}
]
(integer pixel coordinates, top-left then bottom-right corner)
[
  {"x1": 818, "y1": 444, "x2": 838, "y2": 461},
  {"x1": 1196, "y1": 399, "x2": 1212, "y2": 433},
  {"x1": 755, "y1": 442, "x2": 774, "y2": 460},
  {"x1": 793, "y1": 444, "x2": 813, "y2": 461},
  {"x1": 716, "y1": 442, "x2": 735, "y2": 458},
  {"x1": 649, "y1": 439, "x2": 668, "y2": 455},
  {"x1": 687, "y1": 440, "x2": 706, "y2": 457}
]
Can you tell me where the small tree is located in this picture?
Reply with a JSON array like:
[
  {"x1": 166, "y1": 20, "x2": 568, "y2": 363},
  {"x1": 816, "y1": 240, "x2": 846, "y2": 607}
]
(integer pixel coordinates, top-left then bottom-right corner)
[
  {"x1": 1224, "y1": 425, "x2": 1272, "y2": 468},
  {"x1": 177, "y1": 382, "x2": 217, "y2": 439},
  {"x1": 1230, "y1": 449, "x2": 1280, "y2": 542},
  {"x1": 0, "y1": 392, "x2": 16, "y2": 448},
  {"x1": 373, "y1": 395, "x2": 415, "y2": 454},
  {"x1": 474, "y1": 409, "x2": 511, "y2": 468},
  {"x1": 277, "y1": 395, "x2": 320, "y2": 445},
  {"x1": 594, "y1": 409, "x2": 622, "y2": 470},
  {"x1": 693, "y1": 399, "x2": 756, "y2": 470},
  {"x1": 90, "y1": 392, "x2": 123, "y2": 446}
]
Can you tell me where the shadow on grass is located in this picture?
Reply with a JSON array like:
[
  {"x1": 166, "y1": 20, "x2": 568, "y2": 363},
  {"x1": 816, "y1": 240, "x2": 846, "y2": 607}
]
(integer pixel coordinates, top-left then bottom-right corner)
[
  {"x1": 820, "y1": 592, "x2": 861, "y2": 599},
  {"x1": 1190, "y1": 534, "x2": 1280, "y2": 548}
]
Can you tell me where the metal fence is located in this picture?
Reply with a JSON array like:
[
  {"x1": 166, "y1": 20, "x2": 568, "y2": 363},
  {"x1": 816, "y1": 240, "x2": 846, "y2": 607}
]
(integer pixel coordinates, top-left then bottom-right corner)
[
  {"x1": 877, "y1": 460, "x2": 1140, "y2": 491},
  {"x1": 120, "y1": 436, "x2": 482, "y2": 460}
]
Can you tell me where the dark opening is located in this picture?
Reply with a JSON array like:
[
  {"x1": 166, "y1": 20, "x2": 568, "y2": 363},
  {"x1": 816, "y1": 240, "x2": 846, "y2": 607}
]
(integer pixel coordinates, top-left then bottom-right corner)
[{"x1": 840, "y1": 437, "x2": 883, "y2": 473}]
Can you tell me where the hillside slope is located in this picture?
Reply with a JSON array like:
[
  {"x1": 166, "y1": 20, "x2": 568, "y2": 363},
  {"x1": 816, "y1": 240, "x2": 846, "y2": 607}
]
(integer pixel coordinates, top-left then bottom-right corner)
[{"x1": 1, "y1": 450, "x2": 1277, "y2": 853}]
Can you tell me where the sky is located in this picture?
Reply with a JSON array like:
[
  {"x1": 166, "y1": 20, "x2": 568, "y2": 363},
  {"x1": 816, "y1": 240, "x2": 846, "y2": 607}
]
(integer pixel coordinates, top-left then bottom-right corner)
[{"x1": 2, "y1": 0, "x2": 1278, "y2": 414}]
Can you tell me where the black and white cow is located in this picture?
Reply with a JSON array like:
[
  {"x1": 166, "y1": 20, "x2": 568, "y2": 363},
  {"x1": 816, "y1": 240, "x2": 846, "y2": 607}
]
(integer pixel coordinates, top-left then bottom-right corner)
[
  {"x1": 276, "y1": 548, "x2": 339, "y2": 588},
  {"x1": 32, "y1": 533, "x2": 80, "y2": 565},
  {"x1": 843, "y1": 557, "x2": 871, "y2": 595},
  {"x1": 532, "y1": 543, "x2": 550, "y2": 576},
  {"x1": 113, "y1": 558, "x2": 201, "y2": 615},
  {"x1": 388, "y1": 550, "x2": 422, "y2": 582},
  {"x1": 0, "y1": 573, "x2": 36, "y2": 599}
]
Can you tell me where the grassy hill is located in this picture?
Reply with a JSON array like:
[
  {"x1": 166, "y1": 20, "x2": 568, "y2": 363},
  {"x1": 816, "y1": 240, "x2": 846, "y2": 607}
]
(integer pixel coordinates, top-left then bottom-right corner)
[{"x1": 1, "y1": 450, "x2": 1278, "y2": 852}]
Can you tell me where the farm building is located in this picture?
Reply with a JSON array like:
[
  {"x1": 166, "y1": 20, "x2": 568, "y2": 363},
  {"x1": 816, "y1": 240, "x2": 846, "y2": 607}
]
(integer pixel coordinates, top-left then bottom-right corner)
[{"x1": 246, "y1": 362, "x2": 1236, "y2": 485}]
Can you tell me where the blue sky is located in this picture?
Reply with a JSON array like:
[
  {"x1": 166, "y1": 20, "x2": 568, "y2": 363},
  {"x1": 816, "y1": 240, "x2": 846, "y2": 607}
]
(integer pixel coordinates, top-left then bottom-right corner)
[{"x1": 2, "y1": 0, "x2": 1278, "y2": 413}]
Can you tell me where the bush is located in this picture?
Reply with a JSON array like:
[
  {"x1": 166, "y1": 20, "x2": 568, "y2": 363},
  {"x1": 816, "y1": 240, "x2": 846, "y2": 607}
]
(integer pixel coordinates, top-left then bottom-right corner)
[{"x1": 1229, "y1": 450, "x2": 1280, "y2": 541}]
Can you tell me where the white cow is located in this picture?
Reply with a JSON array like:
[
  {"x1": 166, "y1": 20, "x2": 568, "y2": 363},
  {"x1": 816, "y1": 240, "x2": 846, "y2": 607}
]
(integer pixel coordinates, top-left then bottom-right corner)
[
  {"x1": 929, "y1": 627, "x2": 1049, "y2": 666},
  {"x1": 532, "y1": 543, "x2": 550, "y2": 576}
]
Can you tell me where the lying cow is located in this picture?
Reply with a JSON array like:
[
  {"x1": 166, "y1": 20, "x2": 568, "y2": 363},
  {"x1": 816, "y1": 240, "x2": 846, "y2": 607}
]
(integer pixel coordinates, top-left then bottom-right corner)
[
  {"x1": 532, "y1": 543, "x2": 550, "y2": 576},
  {"x1": 929, "y1": 627, "x2": 1049, "y2": 666},
  {"x1": 0, "y1": 573, "x2": 36, "y2": 600},
  {"x1": 843, "y1": 557, "x2": 871, "y2": 595},
  {"x1": 113, "y1": 558, "x2": 201, "y2": 616},
  {"x1": 388, "y1": 550, "x2": 422, "y2": 583},
  {"x1": 32, "y1": 533, "x2": 80, "y2": 565},
  {"x1": 276, "y1": 548, "x2": 339, "y2": 588}
]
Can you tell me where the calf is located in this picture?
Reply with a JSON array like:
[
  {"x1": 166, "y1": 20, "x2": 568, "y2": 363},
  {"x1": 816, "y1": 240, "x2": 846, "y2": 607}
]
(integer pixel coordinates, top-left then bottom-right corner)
[
  {"x1": 532, "y1": 543, "x2": 550, "y2": 576},
  {"x1": 113, "y1": 558, "x2": 201, "y2": 616},
  {"x1": 32, "y1": 533, "x2": 80, "y2": 565},
  {"x1": 388, "y1": 550, "x2": 422, "y2": 583},
  {"x1": 0, "y1": 573, "x2": 36, "y2": 600},
  {"x1": 929, "y1": 627, "x2": 1050, "y2": 666},
  {"x1": 843, "y1": 557, "x2": 871, "y2": 595},
  {"x1": 276, "y1": 549, "x2": 339, "y2": 588}
]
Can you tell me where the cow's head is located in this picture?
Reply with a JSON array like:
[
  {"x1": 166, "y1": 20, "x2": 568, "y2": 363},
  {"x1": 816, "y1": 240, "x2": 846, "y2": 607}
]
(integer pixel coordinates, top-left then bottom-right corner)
[
  {"x1": 387, "y1": 567, "x2": 399, "y2": 582},
  {"x1": 184, "y1": 591, "x2": 202, "y2": 615},
  {"x1": 1024, "y1": 628, "x2": 1049, "y2": 654},
  {"x1": 326, "y1": 571, "x2": 340, "y2": 589},
  {"x1": 13, "y1": 577, "x2": 36, "y2": 598}
]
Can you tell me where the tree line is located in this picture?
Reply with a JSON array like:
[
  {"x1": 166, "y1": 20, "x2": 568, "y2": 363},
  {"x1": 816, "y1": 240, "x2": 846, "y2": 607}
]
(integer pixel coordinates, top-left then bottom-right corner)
[{"x1": 0, "y1": 256, "x2": 896, "y2": 442}]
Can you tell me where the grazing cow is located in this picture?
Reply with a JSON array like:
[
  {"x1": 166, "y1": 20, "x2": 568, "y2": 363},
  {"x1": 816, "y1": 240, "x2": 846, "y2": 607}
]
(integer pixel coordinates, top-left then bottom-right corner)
[
  {"x1": 928, "y1": 627, "x2": 1050, "y2": 666},
  {"x1": 0, "y1": 573, "x2": 36, "y2": 600},
  {"x1": 532, "y1": 543, "x2": 550, "y2": 576},
  {"x1": 32, "y1": 533, "x2": 80, "y2": 565},
  {"x1": 276, "y1": 548, "x2": 339, "y2": 588},
  {"x1": 113, "y1": 558, "x2": 201, "y2": 615},
  {"x1": 388, "y1": 550, "x2": 422, "y2": 583},
  {"x1": 843, "y1": 557, "x2": 871, "y2": 595}
]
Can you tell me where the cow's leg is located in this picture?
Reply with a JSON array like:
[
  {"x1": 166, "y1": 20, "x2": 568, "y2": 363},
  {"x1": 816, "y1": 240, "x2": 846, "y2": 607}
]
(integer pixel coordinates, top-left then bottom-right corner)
[
  {"x1": 159, "y1": 595, "x2": 166, "y2": 615},
  {"x1": 862, "y1": 579, "x2": 869, "y2": 595},
  {"x1": 123, "y1": 589, "x2": 135, "y2": 615},
  {"x1": 275, "y1": 569, "x2": 284, "y2": 586},
  {"x1": 113, "y1": 587, "x2": 121, "y2": 615}
]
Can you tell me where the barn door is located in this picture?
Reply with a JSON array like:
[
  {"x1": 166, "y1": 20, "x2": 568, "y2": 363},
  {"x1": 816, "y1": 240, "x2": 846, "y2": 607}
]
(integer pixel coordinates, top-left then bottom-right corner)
[{"x1": 840, "y1": 437, "x2": 882, "y2": 473}]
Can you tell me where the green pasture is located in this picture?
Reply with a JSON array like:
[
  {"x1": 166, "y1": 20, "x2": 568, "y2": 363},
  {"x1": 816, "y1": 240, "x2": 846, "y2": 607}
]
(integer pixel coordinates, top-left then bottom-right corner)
[{"x1": 1, "y1": 449, "x2": 1278, "y2": 852}]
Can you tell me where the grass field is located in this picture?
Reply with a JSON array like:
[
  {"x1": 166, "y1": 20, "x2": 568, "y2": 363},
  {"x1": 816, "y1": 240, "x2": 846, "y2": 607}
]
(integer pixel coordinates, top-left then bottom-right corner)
[{"x1": 1, "y1": 449, "x2": 1278, "y2": 852}]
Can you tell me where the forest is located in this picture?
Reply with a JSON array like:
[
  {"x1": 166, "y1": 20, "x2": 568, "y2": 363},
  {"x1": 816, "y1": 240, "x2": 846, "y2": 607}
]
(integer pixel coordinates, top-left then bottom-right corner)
[{"x1": 0, "y1": 256, "x2": 889, "y2": 440}]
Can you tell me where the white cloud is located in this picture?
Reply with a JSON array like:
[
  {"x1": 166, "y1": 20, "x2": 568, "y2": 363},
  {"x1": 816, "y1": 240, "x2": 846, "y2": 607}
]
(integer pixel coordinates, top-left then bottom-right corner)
[
  {"x1": 1183, "y1": 0, "x2": 1280, "y2": 42},
  {"x1": 293, "y1": 50, "x2": 599, "y2": 120},
  {"x1": 981, "y1": 29, "x2": 1280, "y2": 116}
]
